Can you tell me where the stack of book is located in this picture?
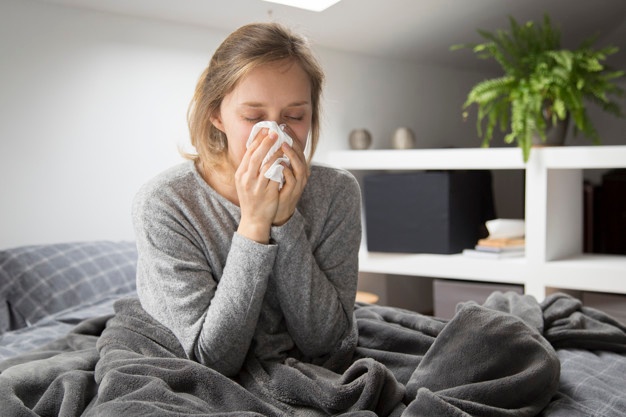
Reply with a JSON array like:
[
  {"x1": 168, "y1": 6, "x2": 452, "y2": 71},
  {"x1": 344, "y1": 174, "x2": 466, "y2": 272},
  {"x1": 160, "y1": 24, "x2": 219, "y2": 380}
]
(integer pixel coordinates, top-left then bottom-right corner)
[
  {"x1": 462, "y1": 237, "x2": 525, "y2": 259},
  {"x1": 462, "y1": 219, "x2": 526, "y2": 259}
]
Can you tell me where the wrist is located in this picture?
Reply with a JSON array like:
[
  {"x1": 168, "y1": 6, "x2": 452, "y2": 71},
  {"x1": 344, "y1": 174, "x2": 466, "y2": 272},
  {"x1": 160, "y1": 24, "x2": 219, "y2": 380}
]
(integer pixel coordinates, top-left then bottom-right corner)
[
  {"x1": 272, "y1": 214, "x2": 291, "y2": 227},
  {"x1": 273, "y1": 205, "x2": 296, "y2": 227},
  {"x1": 237, "y1": 220, "x2": 271, "y2": 244}
]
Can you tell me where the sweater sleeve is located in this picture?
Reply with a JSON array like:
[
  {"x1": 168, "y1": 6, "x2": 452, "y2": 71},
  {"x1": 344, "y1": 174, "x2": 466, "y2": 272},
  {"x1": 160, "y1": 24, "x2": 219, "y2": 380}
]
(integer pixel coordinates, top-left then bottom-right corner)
[
  {"x1": 269, "y1": 169, "x2": 362, "y2": 358},
  {"x1": 133, "y1": 186, "x2": 277, "y2": 377}
]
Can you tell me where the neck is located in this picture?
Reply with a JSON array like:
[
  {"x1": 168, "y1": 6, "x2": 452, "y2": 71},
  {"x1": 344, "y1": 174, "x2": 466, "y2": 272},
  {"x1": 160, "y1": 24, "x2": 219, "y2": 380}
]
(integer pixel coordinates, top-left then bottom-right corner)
[{"x1": 199, "y1": 159, "x2": 239, "y2": 206}]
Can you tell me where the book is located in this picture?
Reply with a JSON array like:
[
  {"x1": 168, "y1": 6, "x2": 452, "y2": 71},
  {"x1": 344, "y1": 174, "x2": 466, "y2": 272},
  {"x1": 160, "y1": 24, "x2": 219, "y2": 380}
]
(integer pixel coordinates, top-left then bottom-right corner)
[
  {"x1": 476, "y1": 237, "x2": 525, "y2": 249},
  {"x1": 474, "y1": 244, "x2": 525, "y2": 253},
  {"x1": 583, "y1": 181, "x2": 595, "y2": 253},
  {"x1": 462, "y1": 248, "x2": 525, "y2": 259}
]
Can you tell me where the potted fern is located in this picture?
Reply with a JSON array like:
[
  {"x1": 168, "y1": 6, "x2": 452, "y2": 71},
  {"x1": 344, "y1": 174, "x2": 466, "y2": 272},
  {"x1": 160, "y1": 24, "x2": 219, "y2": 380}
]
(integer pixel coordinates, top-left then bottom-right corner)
[{"x1": 453, "y1": 15, "x2": 624, "y2": 162}]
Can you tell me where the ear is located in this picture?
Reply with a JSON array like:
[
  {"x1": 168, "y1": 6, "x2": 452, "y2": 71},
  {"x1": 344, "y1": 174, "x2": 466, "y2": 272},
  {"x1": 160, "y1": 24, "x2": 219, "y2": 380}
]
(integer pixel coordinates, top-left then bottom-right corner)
[{"x1": 210, "y1": 111, "x2": 225, "y2": 132}]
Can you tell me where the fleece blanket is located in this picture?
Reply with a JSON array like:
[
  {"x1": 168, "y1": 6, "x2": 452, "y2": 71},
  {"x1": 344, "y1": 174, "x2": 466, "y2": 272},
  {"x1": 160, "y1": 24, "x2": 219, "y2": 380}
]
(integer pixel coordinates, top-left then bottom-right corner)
[{"x1": 0, "y1": 292, "x2": 625, "y2": 416}]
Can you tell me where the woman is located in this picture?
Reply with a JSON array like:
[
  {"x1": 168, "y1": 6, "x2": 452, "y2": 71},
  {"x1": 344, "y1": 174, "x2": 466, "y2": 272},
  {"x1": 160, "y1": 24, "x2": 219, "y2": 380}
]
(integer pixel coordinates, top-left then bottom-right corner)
[{"x1": 132, "y1": 22, "x2": 362, "y2": 378}]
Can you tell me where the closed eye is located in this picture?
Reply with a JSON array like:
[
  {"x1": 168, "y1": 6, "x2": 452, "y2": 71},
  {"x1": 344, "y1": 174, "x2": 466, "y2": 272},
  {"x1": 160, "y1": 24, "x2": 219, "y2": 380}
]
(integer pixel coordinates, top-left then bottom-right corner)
[{"x1": 242, "y1": 115, "x2": 263, "y2": 123}]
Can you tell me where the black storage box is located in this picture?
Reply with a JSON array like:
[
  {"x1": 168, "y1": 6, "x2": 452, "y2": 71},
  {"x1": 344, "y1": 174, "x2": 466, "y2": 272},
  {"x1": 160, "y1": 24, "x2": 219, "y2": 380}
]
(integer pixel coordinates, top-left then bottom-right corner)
[{"x1": 363, "y1": 171, "x2": 495, "y2": 254}]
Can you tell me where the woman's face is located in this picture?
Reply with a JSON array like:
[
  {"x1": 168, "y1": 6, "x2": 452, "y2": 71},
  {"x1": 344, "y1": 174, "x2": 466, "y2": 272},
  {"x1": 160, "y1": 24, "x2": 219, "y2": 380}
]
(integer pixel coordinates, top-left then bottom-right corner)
[{"x1": 211, "y1": 60, "x2": 313, "y2": 170}]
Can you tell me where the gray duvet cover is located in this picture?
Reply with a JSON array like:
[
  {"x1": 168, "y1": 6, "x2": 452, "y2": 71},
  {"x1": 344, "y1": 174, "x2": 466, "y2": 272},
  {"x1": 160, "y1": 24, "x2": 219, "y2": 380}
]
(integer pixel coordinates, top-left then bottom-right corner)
[{"x1": 0, "y1": 292, "x2": 624, "y2": 416}]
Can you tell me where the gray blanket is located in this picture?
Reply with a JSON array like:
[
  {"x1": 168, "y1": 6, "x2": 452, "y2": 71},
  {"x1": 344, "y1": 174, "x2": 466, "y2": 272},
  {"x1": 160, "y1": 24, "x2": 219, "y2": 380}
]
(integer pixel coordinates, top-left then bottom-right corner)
[{"x1": 1, "y1": 292, "x2": 624, "y2": 416}]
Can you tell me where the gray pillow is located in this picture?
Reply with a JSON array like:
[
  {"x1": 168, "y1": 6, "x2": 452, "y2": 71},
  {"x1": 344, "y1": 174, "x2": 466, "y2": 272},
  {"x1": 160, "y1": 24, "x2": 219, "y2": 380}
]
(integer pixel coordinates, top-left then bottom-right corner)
[{"x1": 0, "y1": 241, "x2": 137, "y2": 334}]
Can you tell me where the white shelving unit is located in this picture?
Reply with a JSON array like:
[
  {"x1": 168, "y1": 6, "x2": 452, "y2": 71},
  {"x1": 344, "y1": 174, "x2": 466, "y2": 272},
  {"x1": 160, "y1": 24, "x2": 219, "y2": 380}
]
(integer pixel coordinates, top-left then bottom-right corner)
[{"x1": 327, "y1": 146, "x2": 626, "y2": 301}]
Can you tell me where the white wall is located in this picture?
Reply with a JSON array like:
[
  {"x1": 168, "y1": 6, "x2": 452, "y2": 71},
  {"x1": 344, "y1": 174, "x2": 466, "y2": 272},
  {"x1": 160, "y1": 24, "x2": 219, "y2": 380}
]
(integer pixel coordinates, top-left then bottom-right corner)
[
  {"x1": 1, "y1": 0, "x2": 215, "y2": 247},
  {"x1": 2, "y1": 0, "x2": 624, "y2": 249},
  {"x1": 0, "y1": 0, "x2": 488, "y2": 248},
  {"x1": 316, "y1": 48, "x2": 488, "y2": 153}
]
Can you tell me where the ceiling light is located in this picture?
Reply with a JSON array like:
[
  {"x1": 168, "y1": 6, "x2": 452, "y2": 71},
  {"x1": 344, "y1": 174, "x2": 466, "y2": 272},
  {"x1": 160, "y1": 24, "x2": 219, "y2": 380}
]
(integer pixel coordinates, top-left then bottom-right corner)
[{"x1": 261, "y1": 0, "x2": 341, "y2": 12}]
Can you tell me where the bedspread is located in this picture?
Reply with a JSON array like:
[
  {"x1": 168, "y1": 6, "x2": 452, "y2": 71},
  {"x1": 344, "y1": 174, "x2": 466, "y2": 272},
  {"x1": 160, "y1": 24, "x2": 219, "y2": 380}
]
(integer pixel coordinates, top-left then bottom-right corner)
[{"x1": 0, "y1": 292, "x2": 625, "y2": 416}]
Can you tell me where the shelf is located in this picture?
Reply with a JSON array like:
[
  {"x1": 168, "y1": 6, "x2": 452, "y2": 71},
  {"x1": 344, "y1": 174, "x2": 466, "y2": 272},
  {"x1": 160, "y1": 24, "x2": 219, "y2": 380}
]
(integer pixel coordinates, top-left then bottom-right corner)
[
  {"x1": 359, "y1": 250, "x2": 527, "y2": 285},
  {"x1": 542, "y1": 254, "x2": 626, "y2": 293},
  {"x1": 531, "y1": 145, "x2": 626, "y2": 169},
  {"x1": 328, "y1": 145, "x2": 626, "y2": 170},
  {"x1": 327, "y1": 147, "x2": 526, "y2": 170},
  {"x1": 329, "y1": 145, "x2": 626, "y2": 301}
]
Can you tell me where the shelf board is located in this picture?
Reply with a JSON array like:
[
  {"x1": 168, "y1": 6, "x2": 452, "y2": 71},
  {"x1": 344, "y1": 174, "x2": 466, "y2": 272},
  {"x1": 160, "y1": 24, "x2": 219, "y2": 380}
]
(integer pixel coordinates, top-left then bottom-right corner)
[
  {"x1": 535, "y1": 146, "x2": 626, "y2": 169},
  {"x1": 358, "y1": 250, "x2": 527, "y2": 285},
  {"x1": 327, "y1": 147, "x2": 525, "y2": 170},
  {"x1": 327, "y1": 145, "x2": 626, "y2": 171},
  {"x1": 542, "y1": 254, "x2": 626, "y2": 294},
  {"x1": 359, "y1": 251, "x2": 626, "y2": 295}
]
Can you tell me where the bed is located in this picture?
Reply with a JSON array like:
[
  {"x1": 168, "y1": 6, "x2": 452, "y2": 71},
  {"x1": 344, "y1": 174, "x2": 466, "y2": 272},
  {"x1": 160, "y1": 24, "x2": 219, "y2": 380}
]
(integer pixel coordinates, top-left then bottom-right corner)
[{"x1": 0, "y1": 240, "x2": 625, "y2": 416}]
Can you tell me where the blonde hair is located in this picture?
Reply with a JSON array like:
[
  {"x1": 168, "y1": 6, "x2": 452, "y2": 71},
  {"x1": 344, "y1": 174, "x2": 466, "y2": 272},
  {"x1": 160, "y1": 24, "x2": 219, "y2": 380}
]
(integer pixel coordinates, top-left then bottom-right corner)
[{"x1": 186, "y1": 22, "x2": 325, "y2": 167}]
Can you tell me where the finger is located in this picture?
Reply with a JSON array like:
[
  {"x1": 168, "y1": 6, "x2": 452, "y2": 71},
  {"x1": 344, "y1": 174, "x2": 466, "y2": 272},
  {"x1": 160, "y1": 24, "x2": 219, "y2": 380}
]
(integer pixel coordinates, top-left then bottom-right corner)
[
  {"x1": 251, "y1": 127, "x2": 270, "y2": 146},
  {"x1": 281, "y1": 143, "x2": 309, "y2": 179},
  {"x1": 244, "y1": 128, "x2": 270, "y2": 160},
  {"x1": 280, "y1": 164, "x2": 296, "y2": 190},
  {"x1": 237, "y1": 132, "x2": 279, "y2": 189},
  {"x1": 240, "y1": 132, "x2": 262, "y2": 173},
  {"x1": 282, "y1": 141, "x2": 305, "y2": 163},
  {"x1": 247, "y1": 130, "x2": 279, "y2": 170}
]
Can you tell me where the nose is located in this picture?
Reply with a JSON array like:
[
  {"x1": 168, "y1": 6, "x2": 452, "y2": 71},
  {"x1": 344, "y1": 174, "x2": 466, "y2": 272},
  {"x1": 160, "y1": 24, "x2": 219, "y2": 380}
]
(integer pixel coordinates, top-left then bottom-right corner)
[{"x1": 279, "y1": 123, "x2": 296, "y2": 140}]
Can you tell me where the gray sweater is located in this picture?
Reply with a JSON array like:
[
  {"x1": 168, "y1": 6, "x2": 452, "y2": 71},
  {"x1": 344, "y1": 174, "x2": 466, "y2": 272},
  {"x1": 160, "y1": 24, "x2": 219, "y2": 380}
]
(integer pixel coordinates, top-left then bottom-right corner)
[{"x1": 132, "y1": 161, "x2": 361, "y2": 377}]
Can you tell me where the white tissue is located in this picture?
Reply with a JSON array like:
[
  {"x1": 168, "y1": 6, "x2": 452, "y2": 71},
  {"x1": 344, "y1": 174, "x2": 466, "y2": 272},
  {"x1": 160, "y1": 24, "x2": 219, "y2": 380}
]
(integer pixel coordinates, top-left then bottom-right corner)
[{"x1": 245, "y1": 121, "x2": 294, "y2": 188}]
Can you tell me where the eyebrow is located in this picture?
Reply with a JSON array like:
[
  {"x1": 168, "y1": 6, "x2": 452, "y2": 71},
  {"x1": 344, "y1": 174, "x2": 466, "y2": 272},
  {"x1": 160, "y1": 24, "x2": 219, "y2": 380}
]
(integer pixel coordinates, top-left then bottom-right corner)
[{"x1": 240, "y1": 101, "x2": 310, "y2": 108}]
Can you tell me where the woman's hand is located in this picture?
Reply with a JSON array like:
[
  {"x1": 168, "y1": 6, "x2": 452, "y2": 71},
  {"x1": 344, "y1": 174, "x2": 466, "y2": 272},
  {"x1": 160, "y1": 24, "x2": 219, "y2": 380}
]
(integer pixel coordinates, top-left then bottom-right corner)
[
  {"x1": 273, "y1": 133, "x2": 310, "y2": 226},
  {"x1": 235, "y1": 128, "x2": 282, "y2": 244}
]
